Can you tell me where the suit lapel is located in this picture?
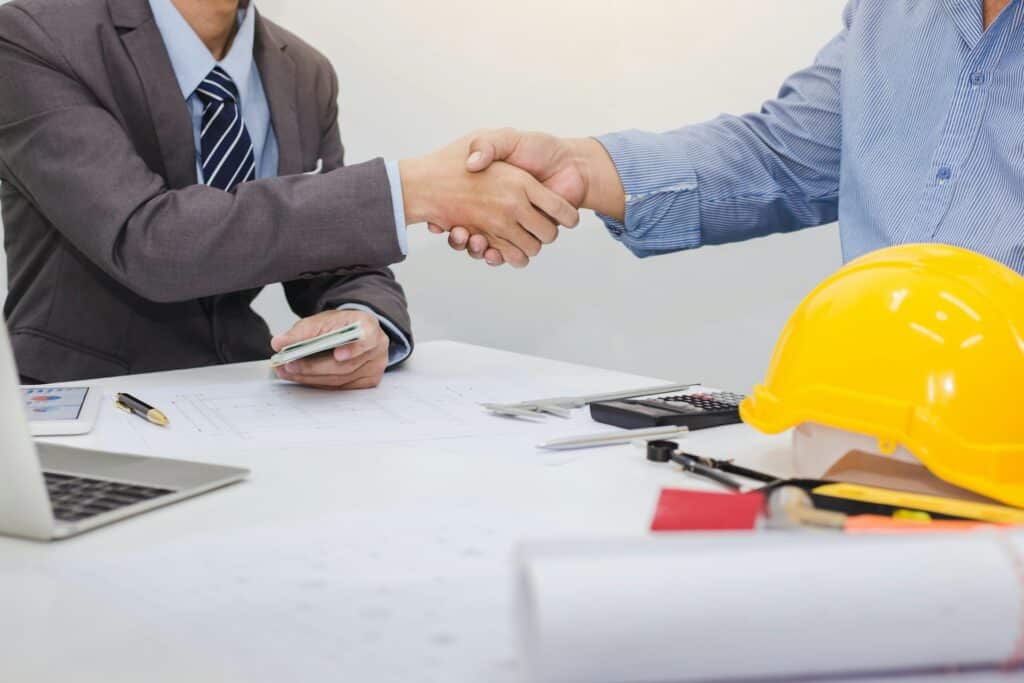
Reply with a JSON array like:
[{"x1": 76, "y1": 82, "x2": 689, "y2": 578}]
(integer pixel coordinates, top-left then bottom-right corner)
[
  {"x1": 109, "y1": 0, "x2": 198, "y2": 188},
  {"x1": 254, "y1": 13, "x2": 302, "y2": 176}
]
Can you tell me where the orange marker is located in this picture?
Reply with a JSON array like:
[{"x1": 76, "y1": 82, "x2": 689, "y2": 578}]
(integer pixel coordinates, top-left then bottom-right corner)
[{"x1": 843, "y1": 515, "x2": 998, "y2": 534}]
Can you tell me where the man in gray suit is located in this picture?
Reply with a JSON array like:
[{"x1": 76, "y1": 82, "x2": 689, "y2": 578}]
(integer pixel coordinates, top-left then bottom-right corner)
[{"x1": 0, "y1": 0, "x2": 577, "y2": 387}]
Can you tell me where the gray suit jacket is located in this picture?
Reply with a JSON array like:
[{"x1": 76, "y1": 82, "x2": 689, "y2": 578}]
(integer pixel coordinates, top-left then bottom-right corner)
[{"x1": 0, "y1": 0, "x2": 412, "y2": 383}]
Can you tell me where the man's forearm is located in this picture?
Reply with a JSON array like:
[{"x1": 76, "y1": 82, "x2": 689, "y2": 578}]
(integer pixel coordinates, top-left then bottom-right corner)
[{"x1": 568, "y1": 137, "x2": 626, "y2": 221}]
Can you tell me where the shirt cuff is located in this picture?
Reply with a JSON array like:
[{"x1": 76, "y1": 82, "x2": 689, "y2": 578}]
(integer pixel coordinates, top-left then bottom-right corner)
[
  {"x1": 594, "y1": 130, "x2": 703, "y2": 257},
  {"x1": 385, "y1": 161, "x2": 409, "y2": 256},
  {"x1": 336, "y1": 303, "x2": 412, "y2": 367}
]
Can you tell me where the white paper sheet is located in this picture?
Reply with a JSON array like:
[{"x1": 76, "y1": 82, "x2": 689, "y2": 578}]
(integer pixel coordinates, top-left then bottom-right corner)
[
  {"x1": 517, "y1": 531, "x2": 1024, "y2": 683},
  {"x1": 94, "y1": 375, "x2": 635, "y2": 455}
]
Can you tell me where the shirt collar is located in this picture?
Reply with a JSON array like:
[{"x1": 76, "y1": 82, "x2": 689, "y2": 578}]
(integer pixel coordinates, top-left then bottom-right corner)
[{"x1": 147, "y1": 0, "x2": 257, "y2": 102}]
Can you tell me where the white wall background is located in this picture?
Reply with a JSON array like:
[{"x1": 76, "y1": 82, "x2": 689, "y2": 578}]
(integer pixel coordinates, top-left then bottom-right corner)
[{"x1": 0, "y1": 0, "x2": 847, "y2": 390}]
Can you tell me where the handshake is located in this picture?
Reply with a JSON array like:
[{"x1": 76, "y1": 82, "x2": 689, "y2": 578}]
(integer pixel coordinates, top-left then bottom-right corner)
[{"x1": 400, "y1": 129, "x2": 624, "y2": 268}]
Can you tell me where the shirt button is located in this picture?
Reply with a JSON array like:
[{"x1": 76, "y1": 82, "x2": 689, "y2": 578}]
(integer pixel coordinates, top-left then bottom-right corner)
[
  {"x1": 970, "y1": 72, "x2": 986, "y2": 86},
  {"x1": 936, "y1": 166, "x2": 953, "y2": 183}
]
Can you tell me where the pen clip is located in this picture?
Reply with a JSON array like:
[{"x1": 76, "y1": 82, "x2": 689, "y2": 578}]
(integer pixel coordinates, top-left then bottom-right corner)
[{"x1": 114, "y1": 399, "x2": 131, "y2": 414}]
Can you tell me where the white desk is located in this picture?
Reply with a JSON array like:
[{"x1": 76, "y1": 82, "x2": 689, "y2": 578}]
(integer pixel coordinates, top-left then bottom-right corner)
[{"x1": 0, "y1": 342, "x2": 995, "y2": 682}]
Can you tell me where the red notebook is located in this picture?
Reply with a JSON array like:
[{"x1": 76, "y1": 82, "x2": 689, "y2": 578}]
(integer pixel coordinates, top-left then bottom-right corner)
[{"x1": 651, "y1": 488, "x2": 765, "y2": 532}]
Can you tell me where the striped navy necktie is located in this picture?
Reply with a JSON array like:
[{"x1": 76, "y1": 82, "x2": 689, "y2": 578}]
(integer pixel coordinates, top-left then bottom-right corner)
[{"x1": 195, "y1": 66, "x2": 255, "y2": 192}]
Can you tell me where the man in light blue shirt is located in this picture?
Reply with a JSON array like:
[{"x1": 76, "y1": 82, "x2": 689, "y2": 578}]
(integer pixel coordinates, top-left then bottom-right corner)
[{"x1": 450, "y1": 0, "x2": 1024, "y2": 277}]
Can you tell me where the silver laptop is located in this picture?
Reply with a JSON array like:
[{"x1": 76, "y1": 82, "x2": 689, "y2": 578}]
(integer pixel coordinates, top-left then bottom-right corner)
[{"x1": 0, "y1": 324, "x2": 249, "y2": 541}]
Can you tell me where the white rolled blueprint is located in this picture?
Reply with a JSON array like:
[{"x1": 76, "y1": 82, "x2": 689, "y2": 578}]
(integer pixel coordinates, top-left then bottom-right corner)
[{"x1": 517, "y1": 531, "x2": 1024, "y2": 682}]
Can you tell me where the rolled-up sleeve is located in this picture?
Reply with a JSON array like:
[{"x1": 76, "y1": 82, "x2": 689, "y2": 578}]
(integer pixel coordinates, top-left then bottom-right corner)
[{"x1": 596, "y1": 130, "x2": 701, "y2": 257}]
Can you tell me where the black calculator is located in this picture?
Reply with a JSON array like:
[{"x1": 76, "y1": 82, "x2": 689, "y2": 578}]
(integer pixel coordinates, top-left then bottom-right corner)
[{"x1": 590, "y1": 390, "x2": 746, "y2": 430}]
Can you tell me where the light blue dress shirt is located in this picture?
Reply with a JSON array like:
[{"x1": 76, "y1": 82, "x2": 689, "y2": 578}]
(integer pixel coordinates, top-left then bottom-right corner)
[
  {"x1": 597, "y1": 0, "x2": 1024, "y2": 276},
  {"x1": 147, "y1": 0, "x2": 410, "y2": 364}
]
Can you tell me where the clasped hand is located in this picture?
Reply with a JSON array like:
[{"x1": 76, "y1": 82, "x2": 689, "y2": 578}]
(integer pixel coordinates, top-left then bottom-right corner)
[{"x1": 402, "y1": 134, "x2": 584, "y2": 268}]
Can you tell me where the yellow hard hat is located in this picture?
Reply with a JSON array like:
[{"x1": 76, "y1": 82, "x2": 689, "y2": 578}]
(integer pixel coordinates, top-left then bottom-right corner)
[{"x1": 740, "y1": 244, "x2": 1024, "y2": 507}]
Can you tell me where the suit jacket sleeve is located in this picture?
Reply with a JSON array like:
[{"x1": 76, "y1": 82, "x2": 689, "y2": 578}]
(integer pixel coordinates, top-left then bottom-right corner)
[
  {"x1": 0, "y1": 5, "x2": 405, "y2": 305},
  {"x1": 282, "y1": 62, "x2": 413, "y2": 353}
]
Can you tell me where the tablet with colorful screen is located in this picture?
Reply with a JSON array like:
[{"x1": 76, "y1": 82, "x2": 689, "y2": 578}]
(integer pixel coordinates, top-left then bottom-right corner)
[{"x1": 21, "y1": 386, "x2": 101, "y2": 436}]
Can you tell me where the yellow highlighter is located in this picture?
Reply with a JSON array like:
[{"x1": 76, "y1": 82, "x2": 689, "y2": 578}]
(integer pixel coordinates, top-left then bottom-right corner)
[{"x1": 812, "y1": 482, "x2": 1024, "y2": 525}]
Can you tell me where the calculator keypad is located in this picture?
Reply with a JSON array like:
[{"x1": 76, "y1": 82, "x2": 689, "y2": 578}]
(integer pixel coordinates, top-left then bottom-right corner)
[
  {"x1": 590, "y1": 389, "x2": 746, "y2": 430},
  {"x1": 658, "y1": 392, "x2": 744, "y2": 413}
]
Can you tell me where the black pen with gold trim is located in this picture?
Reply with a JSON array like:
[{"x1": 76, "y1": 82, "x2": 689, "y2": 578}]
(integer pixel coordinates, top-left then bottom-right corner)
[{"x1": 115, "y1": 393, "x2": 169, "y2": 427}]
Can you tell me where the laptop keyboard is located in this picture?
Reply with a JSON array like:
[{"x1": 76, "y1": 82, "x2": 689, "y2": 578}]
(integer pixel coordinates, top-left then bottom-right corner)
[{"x1": 44, "y1": 472, "x2": 173, "y2": 523}]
